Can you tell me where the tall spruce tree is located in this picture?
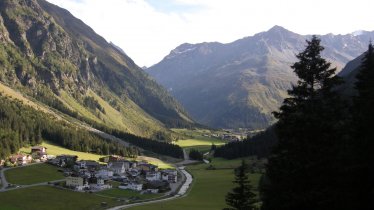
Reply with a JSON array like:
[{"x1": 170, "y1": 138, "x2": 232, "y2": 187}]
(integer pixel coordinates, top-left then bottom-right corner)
[
  {"x1": 224, "y1": 160, "x2": 257, "y2": 210},
  {"x1": 352, "y1": 43, "x2": 374, "y2": 210},
  {"x1": 261, "y1": 36, "x2": 346, "y2": 210}
]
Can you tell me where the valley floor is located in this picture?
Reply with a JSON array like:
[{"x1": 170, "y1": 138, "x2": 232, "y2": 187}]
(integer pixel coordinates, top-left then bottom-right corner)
[{"x1": 0, "y1": 129, "x2": 263, "y2": 210}]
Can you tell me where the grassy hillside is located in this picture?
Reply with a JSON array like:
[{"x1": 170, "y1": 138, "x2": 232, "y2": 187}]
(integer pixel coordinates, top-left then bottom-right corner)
[
  {"x1": 19, "y1": 142, "x2": 174, "y2": 169},
  {"x1": 0, "y1": 0, "x2": 193, "y2": 142},
  {"x1": 20, "y1": 142, "x2": 104, "y2": 162}
]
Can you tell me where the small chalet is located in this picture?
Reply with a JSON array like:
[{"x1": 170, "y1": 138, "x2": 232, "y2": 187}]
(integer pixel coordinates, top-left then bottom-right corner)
[
  {"x1": 109, "y1": 155, "x2": 125, "y2": 162},
  {"x1": 161, "y1": 169, "x2": 178, "y2": 183},
  {"x1": 51, "y1": 155, "x2": 78, "y2": 167},
  {"x1": 127, "y1": 169, "x2": 140, "y2": 178},
  {"x1": 96, "y1": 169, "x2": 114, "y2": 178},
  {"x1": 162, "y1": 173, "x2": 177, "y2": 183},
  {"x1": 88, "y1": 176, "x2": 111, "y2": 190},
  {"x1": 66, "y1": 176, "x2": 88, "y2": 191},
  {"x1": 100, "y1": 155, "x2": 127, "y2": 163},
  {"x1": 137, "y1": 163, "x2": 158, "y2": 172},
  {"x1": 31, "y1": 146, "x2": 48, "y2": 161},
  {"x1": 119, "y1": 182, "x2": 143, "y2": 191},
  {"x1": 146, "y1": 171, "x2": 161, "y2": 181},
  {"x1": 107, "y1": 162, "x2": 126, "y2": 174},
  {"x1": 147, "y1": 180, "x2": 170, "y2": 192},
  {"x1": 31, "y1": 146, "x2": 47, "y2": 154},
  {"x1": 75, "y1": 160, "x2": 100, "y2": 171}
]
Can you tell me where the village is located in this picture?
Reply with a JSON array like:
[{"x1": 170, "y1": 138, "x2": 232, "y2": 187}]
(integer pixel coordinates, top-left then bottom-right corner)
[{"x1": 0, "y1": 146, "x2": 179, "y2": 195}]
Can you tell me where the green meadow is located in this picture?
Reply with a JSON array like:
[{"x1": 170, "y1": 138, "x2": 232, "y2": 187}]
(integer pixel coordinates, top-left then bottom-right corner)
[
  {"x1": 172, "y1": 128, "x2": 226, "y2": 152},
  {"x1": 97, "y1": 188, "x2": 161, "y2": 201},
  {"x1": 4, "y1": 164, "x2": 64, "y2": 185},
  {"x1": 0, "y1": 186, "x2": 116, "y2": 210}
]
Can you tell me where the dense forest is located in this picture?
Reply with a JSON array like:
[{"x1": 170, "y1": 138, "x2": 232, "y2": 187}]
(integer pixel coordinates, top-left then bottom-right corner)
[
  {"x1": 214, "y1": 127, "x2": 278, "y2": 159},
  {"x1": 0, "y1": 92, "x2": 184, "y2": 160},
  {"x1": 109, "y1": 129, "x2": 184, "y2": 159},
  {"x1": 217, "y1": 38, "x2": 374, "y2": 210},
  {"x1": 71, "y1": 118, "x2": 184, "y2": 159},
  {"x1": 189, "y1": 149, "x2": 204, "y2": 161},
  {"x1": 259, "y1": 38, "x2": 374, "y2": 209},
  {"x1": 0, "y1": 94, "x2": 138, "y2": 159}
]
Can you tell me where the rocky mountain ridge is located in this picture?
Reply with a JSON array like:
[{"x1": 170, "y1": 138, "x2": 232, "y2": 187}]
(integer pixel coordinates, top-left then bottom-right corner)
[{"x1": 148, "y1": 26, "x2": 374, "y2": 129}]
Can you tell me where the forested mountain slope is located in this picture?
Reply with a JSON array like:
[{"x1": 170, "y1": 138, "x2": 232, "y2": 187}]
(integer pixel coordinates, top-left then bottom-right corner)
[{"x1": 0, "y1": 0, "x2": 193, "y2": 141}]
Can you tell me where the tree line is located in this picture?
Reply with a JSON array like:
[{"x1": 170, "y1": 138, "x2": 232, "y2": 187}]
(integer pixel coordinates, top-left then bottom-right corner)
[
  {"x1": 189, "y1": 149, "x2": 204, "y2": 160},
  {"x1": 214, "y1": 127, "x2": 278, "y2": 159},
  {"x1": 109, "y1": 129, "x2": 184, "y2": 159},
  {"x1": 0, "y1": 94, "x2": 138, "y2": 159}
]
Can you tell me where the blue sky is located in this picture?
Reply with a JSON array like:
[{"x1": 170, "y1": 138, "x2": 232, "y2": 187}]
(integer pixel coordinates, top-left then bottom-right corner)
[{"x1": 46, "y1": 0, "x2": 374, "y2": 67}]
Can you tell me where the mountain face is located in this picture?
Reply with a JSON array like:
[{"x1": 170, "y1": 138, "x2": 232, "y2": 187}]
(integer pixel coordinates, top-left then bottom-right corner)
[
  {"x1": 338, "y1": 53, "x2": 365, "y2": 97},
  {"x1": 0, "y1": 0, "x2": 193, "y2": 139},
  {"x1": 148, "y1": 26, "x2": 374, "y2": 129}
]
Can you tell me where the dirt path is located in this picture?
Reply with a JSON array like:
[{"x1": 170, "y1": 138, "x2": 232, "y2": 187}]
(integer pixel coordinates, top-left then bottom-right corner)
[{"x1": 175, "y1": 149, "x2": 199, "y2": 166}]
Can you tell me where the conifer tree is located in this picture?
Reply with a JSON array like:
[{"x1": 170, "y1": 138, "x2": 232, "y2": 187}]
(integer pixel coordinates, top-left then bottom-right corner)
[
  {"x1": 352, "y1": 42, "x2": 374, "y2": 209},
  {"x1": 261, "y1": 36, "x2": 345, "y2": 210},
  {"x1": 224, "y1": 160, "x2": 257, "y2": 210}
]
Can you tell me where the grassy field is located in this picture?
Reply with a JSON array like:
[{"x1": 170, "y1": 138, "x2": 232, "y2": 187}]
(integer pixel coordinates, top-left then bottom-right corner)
[
  {"x1": 4, "y1": 164, "x2": 64, "y2": 185},
  {"x1": 172, "y1": 128, "x2": 226, "y2": 152},
  {"x1": 19, "y1": 142, "x2": 104, "y2": 162},
  {"x1": 97, "y1": 188, "x2": 161, "y2": 200},
  {"x1": 129, "y1": 157, "x2": 262, "y2": 210},
  {"x1": 0, "y1": 186, "x2": 118, "y2": 210}
]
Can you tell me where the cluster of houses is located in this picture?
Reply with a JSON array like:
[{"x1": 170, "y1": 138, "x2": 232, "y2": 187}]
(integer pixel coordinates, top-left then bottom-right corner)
[
  {"x1": 201, "y1": 133, "x2": 242, "y2": 141},
  {"x1": 1, "y1": 146, "x2": 51, "y2": 166},
  {"x1": 47, "y1": 154, "x2": 178, "y2": 194},
  {"x1": 0, "y1": 146, "x2": 179, "y2": 195},
  {"x1": 0, "y1": 146, "x2": 178, "y2": 193}
]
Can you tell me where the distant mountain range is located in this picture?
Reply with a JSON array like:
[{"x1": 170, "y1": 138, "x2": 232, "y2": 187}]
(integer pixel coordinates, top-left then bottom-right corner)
[
  {"x1": 147, "y1": 26, "x2": 374, "y2": 129},
  {"x1": 0, "y1": 0, "x2": 193, "y2": 139}
]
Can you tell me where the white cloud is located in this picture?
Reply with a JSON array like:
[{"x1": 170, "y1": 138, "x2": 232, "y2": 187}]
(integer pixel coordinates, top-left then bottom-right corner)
[{"x1": 46, "y1": 0, "x2": 374, "y2": 67}]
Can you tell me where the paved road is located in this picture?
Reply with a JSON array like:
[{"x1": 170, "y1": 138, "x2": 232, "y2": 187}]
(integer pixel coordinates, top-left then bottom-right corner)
[
  {"x1": 85, "y1": 126, "x2": 131, "y2": 148},
  {"x1": 0, "y1": 179, "x2": 65, "y2": 192},
  {"x1": 106, "y1": 167, "x2": 193, "y2": 210},
  {"x1": 0, "y1": 167, "x2": 8, "y2": 191}
]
